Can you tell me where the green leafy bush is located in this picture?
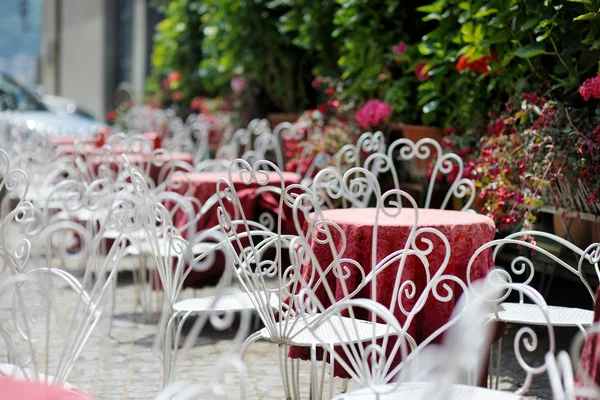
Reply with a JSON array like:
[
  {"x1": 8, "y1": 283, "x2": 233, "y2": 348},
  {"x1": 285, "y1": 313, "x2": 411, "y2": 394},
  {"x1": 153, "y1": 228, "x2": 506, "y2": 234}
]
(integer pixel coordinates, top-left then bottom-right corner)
[
  {"x1": 416, "y1": 0, "x2": 600, "y2": 130},
  {"x1": 199, "y1": 0, "x2": 316, "y2": 112}
]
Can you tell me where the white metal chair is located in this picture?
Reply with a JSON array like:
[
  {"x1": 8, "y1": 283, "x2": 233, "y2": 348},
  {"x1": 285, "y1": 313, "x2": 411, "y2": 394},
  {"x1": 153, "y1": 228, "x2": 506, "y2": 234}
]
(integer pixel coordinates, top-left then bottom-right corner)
[
  {"x1": 467, "y1": 231, "x2": 600, "y2": 391},
  {"x1": 375, "y1": 137, "x2": 475, "y2": 211},
  {"x1": 0, "y1": 206, "x2": 130, "y2": 388},
  {"x1": 326, "y1": 281, "x2": 553, "y2": 399},
  {"x1": 546, "y1": 323, "x2": 600, "y2": 400},
  {"x1": 215, "y1": 158, "x2": 460, "y2": 399}
]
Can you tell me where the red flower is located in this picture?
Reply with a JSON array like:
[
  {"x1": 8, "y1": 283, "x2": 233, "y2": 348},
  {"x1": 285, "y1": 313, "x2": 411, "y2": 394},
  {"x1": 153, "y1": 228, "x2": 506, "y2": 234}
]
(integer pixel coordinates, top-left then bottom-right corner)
[
  {"x1": 191, "y1": 96, "x2": 205, "y2": 112},
  {"x1": 311, "y1": 78, "x2": 321, "y2": 88},
  {"x1": 326, "y1": 88, "x2": 335, "y2": 96},
  {"x1": 355, "y1": 99, "x2": 392, "y2": 129},
  {"x1": 456, "y1": 53, "x2": 495, "y2": 75},
  {"x1": 317, "y1": 104, "x2": 327, "y2": 113},
  {"x1": 414, "y1": 62, "x2": 431, "y2": 81},
  {"x1": 456, "y1": 56, "x2": 469, "y2": 72},
  {"x1": 168, "y1": 71, "x2": 181, "y2": 83},
  {"x1": 171, "y1": 91, "x2": 182, "y2": 102},
  {"x1": 105, "y1": 110, "x2": 117, "y2": 124},
  {"x1": 393, "y1": 41, "x2": 407, "y2": 55},
  {"x1": 579, "y1": 76, "x2": 600, "y2": 101}
]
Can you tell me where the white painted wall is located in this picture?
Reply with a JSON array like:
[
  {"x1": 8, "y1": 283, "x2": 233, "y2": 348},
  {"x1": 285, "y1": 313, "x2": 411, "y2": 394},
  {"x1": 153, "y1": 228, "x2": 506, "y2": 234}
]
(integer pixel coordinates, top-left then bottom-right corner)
[{"x1": 59, "y1": 0, "x2": 106, "y2": 120}]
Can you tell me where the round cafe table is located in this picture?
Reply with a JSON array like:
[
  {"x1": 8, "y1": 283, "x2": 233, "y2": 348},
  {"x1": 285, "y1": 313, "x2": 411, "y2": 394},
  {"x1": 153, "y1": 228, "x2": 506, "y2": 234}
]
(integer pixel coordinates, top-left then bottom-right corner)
[
  {"x1": 167, "y1": 170, "x2": 302, "y2": 288},
  {"x1": 576, "y1": 286, "x2": 600, "y2": 388},
  {"x1": 0, "y1": 376, "x2": 93, "y2": 399},
  {"x1": 288, "y1": 207, "x2": 497, "y2": 380}
]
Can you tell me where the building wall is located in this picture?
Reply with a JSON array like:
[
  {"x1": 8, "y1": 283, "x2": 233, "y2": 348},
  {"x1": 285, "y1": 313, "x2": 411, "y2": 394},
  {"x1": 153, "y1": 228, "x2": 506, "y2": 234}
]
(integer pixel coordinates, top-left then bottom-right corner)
[
  {"x1": 41, "y1": 0, "x2": 153, "y2": 122},
  {"x1": 60, "y1": 0, "x2": 106, "y2": 119}
]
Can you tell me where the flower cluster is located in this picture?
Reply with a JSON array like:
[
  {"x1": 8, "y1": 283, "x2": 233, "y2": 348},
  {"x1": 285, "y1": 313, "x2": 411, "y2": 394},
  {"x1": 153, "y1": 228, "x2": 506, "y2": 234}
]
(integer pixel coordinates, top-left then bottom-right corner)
[
  {"x1": 579, "y1": 76, "x2": 600, "y2": 101},
  {"x1": 284, "y1": 104, "x2": 361, "y2": 176},
  {"x1": 355, "y1": 99, "x2": 392, "y2": 129},
  {"x1": 446, "y1": 93, "x2": 600, "y2": 230}
]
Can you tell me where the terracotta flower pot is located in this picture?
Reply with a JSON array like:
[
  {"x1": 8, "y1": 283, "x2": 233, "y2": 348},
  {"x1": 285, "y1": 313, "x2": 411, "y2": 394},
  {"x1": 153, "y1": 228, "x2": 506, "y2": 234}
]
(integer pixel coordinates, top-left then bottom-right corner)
[
  {"x1": 553, "y1": 214, "x2": 592, "y2": 249},
  {"x1": 267, "y1": 113, "x2": 301, "y2": 129},
  {"x1": 389, "y1": 122, "x2": 444, "y2": 143}
]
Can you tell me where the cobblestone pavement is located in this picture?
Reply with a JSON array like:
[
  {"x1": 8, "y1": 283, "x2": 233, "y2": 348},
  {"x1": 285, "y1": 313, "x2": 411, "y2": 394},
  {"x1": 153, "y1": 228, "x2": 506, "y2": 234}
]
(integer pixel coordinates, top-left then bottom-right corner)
[{"x1": 4, "y1": 259, "x2": 569, "y2": 399}]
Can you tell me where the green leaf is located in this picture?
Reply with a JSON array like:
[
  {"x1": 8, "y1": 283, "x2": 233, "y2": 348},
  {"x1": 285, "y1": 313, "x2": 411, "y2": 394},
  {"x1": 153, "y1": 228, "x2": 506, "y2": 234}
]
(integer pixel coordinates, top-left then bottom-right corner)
[
  {"x1": 418, "y1": 41, "x2": 438, "y2": 55},
  {"x1": 567, "y1": 0, "x2": 592, "y2": 3},
  {"x1": 473, "y1": 8, "x2": 498, "y2": 19},
  {"x1": 513, "y1": 43, "x2": 550, "y2": 58},
  {"x1": 520, "y1": 17, "x2": 540, "y2": 32},
  {"x1": 574, "y1": 12, "x2": 598, "y2": 21},
  {"x1": 535, "y1": 29, "x2": 553, "y2": 42},
  {"x1": 486, "y1": 29, "x2": 511, "y2": 44},
  {"x1": 423, "y1": 99, "x2": 440, "y2": 113},
  {"x1": 417, "y1": 2, "x2": 444, "y2": 14},
  {"x1": 458, "y1": 1, "x2": 470, "y2": 11},
  {"x1": 423, "y1": 13, "x2": 443, "y2": 21}
]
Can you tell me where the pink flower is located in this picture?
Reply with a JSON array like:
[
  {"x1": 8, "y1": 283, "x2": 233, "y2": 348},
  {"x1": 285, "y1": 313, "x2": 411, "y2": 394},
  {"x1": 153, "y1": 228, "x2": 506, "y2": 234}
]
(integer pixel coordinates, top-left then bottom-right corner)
[
  {"x1": 231, "y1": 75, "x2": 246, "y2": 94},
  {"x1": 393, "y1": 41, "x2": 407, "y2": 55},
  {"x1": 355, "y1": 99, "x2": 392, "y2": 129},
  {"x1": 168, "y1": 71, "x2": 181, "y2": 83},
  {"x1": 191, "y1": 96, "x2": 205, "y2": 111},
  {"x1": 414, "y1": 61, "x2": 431, "y2": 81},
  {"x1": 579, "y1": 76, "x2": 600, "y2": 101}
]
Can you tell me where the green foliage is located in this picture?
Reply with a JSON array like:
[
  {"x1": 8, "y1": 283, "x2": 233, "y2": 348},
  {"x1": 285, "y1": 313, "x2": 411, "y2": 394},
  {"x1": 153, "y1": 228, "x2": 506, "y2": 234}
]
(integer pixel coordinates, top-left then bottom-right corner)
[
  {"x1": 276, "y1": 0, "x2": 340, "y2": 76},
  {"x1": 148, "y1": 0, "x2": 206, "y2": 104},
  {"x1": 199, "y1": 0, "x2": 316, "y2": 112},
  {"x1": 416, "y1": 0, "x2": 600, "y2": 130},
  {"x1": 331, "y1": 1, "x2": 432, "y2": 107}
]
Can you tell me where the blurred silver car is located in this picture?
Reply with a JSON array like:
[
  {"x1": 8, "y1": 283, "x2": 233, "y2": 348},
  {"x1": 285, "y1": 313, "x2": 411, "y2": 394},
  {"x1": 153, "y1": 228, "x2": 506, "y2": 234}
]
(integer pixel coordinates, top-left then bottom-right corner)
[{"x1": 0, "y1": 72, "x2": 107, "y2": 137}]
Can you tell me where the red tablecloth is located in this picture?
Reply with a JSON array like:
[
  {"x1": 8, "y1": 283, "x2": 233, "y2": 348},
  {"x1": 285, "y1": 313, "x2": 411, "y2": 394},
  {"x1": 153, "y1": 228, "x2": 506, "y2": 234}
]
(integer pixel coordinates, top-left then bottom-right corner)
[
  {"x1": 289, "y1": 207, "x2": 496, "y2": 377},
  {"x1": 577, "y1": 286, "x2": 600, "y2": 392},
  {"x1": 0, "y1": 377, "x2": 93, "y2": 399},
  {"x1": 46, "y1": 135, "x2": 77, "y2": 146},
  {"x1": 167, "y1": 171, "x2": 302, "y2": 288}
]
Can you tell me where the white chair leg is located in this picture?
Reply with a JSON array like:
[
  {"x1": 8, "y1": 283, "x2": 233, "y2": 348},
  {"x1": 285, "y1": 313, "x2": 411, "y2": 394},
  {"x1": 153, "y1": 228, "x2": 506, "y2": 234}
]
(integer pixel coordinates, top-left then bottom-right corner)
[
  {"x1": 495, "y1": 337, "x2": 502, "y2": 390},
  {"x1": 241, "y1": 331, "x2": 263, "y2": 398},
  {"x1": 278, "y1": 344, "x2": 293, "y2": 400},
  {"x1": 310, "y1": 345, "x2": 318, "y2": 399},
  {"x1": 341, "y1": 378, "x2": 348, "y2": 393},
  {"x1": 162, "y1": 312, "x2": 179, "y2": 388},
  {"x1": 329, "y1": 351, "x2": 334, "y2": 398}
]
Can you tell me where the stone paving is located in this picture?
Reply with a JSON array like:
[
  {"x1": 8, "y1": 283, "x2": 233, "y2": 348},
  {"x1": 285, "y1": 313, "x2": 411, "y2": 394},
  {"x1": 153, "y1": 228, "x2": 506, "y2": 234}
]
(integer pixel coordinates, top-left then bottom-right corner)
[{"x1": 2, "y1": 257, "x2": 574, "y2": 399}]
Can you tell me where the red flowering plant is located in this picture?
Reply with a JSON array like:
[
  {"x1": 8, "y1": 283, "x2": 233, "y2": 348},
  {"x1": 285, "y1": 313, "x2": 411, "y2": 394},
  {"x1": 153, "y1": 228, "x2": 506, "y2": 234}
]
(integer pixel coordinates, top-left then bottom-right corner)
[
  {"x1": 446, "y1": 93, "x2": 600, "y2": 231},
  {"x1": 284, "y1": 77, "x2": 361, "y2": 176}
]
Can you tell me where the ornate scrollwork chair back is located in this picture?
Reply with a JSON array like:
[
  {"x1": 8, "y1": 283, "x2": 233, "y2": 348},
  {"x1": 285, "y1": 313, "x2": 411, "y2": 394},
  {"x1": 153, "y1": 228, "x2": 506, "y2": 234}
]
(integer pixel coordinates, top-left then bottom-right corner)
[
  {"x1": 467, "y1": 231, "x2": 600, "y2": 336},
  {"x1": 383, "y1": 137, "x2": 475, "y2": 211},
  {"x1": 216, "y1": 159, "x2": 303, "y2": 332},
  {"x1": 0, "y1": 214, "x2": 128, "y2": 387}
]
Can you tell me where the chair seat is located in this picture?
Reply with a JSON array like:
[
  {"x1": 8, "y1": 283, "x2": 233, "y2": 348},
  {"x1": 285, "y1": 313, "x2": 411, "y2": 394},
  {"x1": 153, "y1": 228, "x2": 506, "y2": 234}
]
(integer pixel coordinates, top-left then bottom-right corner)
[
  {"x1": 492, "y1": 302, "x2": 593, "y2": 327},
  {"x1": 333, "y1": 382, "x2": 522, "y2": 399},
  {"x1": 262, "y1": 315, "x2": 391, "y2": 347},
  {"x1": 173, "y1": 292, "x2": 279, "y2": 313}
]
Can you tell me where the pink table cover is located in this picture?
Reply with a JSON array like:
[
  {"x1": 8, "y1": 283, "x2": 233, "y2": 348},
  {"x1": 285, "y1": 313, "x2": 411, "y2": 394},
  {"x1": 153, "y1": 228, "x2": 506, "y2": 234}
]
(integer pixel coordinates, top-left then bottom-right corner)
[
  {"x1": 46, "y1": 135, "x2": 77, "y2": 146},
  {"x1": 167, "y1": 171, "x2": 302, "y2": 288},
  {"x1": 0, "y1": 377, "x2": 93, "y2": 399},
  {"x1": 576, "y1": 286, "x2": 600, "y2": 392},
  {"x1": 289, "y1": 207, "x2": 496, "y2": 378}
]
